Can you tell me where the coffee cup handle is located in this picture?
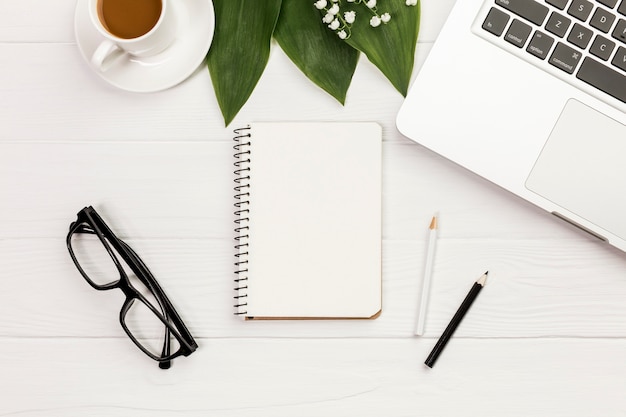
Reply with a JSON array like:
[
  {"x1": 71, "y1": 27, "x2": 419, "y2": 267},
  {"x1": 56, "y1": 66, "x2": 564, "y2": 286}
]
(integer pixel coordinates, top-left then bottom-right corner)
[{"x1": 91, "y1": 40, "x2": 125, "y2": 72}]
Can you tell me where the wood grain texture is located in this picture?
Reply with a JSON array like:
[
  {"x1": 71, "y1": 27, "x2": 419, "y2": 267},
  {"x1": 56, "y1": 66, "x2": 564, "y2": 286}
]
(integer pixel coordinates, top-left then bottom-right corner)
[
  {"x1": 0, "y1": 141, "x2": 598, "y2": 240},
  {"x1": 0, "y1": 42, "x2": 434, "y2": 142},
  {"x1": 1, "y1": 338, "x2": 625, "y2": 417},
  {"x1": 2, "y1": 237, "x2": 626, "y2": 338},
  {"x1": 1, "y1": 0, "x2": 626, "y2": 415}
]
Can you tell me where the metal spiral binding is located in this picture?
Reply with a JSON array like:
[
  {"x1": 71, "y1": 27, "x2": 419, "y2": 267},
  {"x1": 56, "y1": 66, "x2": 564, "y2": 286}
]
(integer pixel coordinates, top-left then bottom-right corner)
[{"x1": 233, "y1": 126, "x2": 251, "y2": 315}]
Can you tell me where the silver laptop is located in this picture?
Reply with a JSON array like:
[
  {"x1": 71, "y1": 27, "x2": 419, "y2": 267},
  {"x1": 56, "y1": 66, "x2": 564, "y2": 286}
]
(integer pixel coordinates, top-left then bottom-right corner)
[{"x1": 397, "y1": 0, "x2": 626, "y2": 251}]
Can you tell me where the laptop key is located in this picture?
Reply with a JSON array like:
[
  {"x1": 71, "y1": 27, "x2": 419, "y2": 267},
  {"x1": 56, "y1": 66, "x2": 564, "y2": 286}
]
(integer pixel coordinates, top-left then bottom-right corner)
[
  {"x1": 590, "y1": 7, "x2": 617, "y2": 33},
  {"x1": 577, "y1": 57, "x2": 626, "y2": 103},
  {"x1": 612, "y1": 46, "x2": 626, "y2": 71},
  {"x1": 483, "y1": 7, "x2": 511, "y2": 36},
  {"x1": 545, "y1": 11, "x2": 572, "y2": 37},
  {"x1": 598, "y1": 0, "x2": 618, "y2": 8},
  {"x1": 546, "y1": 0, "x2": 569, "y2": 10},
  {"x1": 568, "y1": 0, "x2": 594, "y2": 21},
  {"x1": 527, "y1": 30, "x2": 555, "y2": 58},
  {"x1": 506, "y1": 19, "x2": 533, "y2": 47},
  {"x1": 613, "y1": 19, "x2": 626, "y2": 44},
  {"x1": 495, "y1": 0, "x2": 548, "y2": 25},
  {"x1": 590, "y1": 35, "x2": 617, "y2": 60},
  {"x1": 567, "y1": 23, "x2": 594, "y2": 48},
  {"x1": 549, "y1": 42, "x2": 583, "y2": 73}
]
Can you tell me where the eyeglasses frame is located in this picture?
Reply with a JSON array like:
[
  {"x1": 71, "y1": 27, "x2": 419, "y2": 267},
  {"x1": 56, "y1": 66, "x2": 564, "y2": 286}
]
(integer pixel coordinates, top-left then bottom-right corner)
[{"x1": 66, "y1": 206, "x2": 197, "y2": 369}]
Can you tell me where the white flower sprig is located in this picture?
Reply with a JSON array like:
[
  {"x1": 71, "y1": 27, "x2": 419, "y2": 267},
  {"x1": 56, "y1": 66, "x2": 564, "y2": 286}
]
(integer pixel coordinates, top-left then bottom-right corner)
[{"x1": 314, "y1": 0, "x2": 416, "y2": 40}]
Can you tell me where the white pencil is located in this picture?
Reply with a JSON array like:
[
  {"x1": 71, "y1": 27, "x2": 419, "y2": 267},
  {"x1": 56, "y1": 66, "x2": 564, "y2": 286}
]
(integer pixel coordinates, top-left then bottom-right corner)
[{"x1": 415, "y1": 215, "x2": 438, "y2": 336}]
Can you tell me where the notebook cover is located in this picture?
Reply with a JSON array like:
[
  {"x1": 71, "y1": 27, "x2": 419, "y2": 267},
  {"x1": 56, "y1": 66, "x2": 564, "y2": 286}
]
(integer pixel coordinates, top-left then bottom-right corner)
[{"x1": 234, "y1": 122, "x2": 382, "y2": 319}]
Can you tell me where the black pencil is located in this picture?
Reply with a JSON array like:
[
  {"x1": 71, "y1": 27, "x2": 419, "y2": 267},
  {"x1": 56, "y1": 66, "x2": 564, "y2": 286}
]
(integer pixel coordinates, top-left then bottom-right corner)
[{"x1": 424, "y1": 271, "x2": 488, "y2": 368}]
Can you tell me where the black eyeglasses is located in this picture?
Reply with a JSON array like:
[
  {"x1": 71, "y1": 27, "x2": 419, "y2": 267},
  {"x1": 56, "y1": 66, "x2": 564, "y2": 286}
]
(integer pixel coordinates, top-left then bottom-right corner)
[{"x1": 66, "y1": 206, "x2": 197, "y2": 369}]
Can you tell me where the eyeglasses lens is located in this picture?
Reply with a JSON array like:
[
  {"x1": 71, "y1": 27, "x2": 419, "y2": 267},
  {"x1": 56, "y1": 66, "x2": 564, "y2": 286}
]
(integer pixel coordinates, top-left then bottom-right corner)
[
  {"x1": 70, "y1": 229, "x2": 121, "y2": 287},
  {"x1": 123, "y1": 295, "x2": 181, "y2": 357}
]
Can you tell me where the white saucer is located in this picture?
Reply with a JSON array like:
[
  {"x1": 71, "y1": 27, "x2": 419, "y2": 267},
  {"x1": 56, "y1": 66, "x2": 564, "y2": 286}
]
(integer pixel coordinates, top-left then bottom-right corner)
[{"x1": 75, "y1": 0, "x2": 214, "y2": 93}]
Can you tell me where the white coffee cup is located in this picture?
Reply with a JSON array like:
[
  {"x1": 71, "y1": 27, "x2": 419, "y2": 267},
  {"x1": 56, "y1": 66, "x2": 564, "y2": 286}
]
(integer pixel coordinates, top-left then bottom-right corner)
[{"x1": 88, "y1": 0, "x2": 177, "y2": 72}]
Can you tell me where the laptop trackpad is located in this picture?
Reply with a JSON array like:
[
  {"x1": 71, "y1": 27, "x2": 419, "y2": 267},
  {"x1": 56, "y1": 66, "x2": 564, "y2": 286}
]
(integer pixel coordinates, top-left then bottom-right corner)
[{"x1": 526, "y1": 99, "x2": 626, "y2": 240}]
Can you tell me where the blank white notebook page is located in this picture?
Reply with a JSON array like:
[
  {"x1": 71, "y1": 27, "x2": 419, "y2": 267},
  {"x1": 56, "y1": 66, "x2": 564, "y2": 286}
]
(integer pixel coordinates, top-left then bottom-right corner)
[{"x1": 245, "y1": 122, "x2": 382, "y2": 318}]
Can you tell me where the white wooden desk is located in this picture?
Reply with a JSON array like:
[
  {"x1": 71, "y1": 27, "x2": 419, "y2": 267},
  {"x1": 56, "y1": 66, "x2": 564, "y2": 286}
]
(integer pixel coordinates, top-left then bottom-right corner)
[{"x1": 2, "y1": 1, "x2": 626, "y2": 415}]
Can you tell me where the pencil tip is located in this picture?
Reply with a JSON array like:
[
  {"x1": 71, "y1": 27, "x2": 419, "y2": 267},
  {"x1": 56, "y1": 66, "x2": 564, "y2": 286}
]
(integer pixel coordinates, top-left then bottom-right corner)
[
  {"x1": 477, "y1": 272, "x2": 488, "y2": 286},
  {"x1": 429, "y1": 216, "x2": 437, "y2": 230}
]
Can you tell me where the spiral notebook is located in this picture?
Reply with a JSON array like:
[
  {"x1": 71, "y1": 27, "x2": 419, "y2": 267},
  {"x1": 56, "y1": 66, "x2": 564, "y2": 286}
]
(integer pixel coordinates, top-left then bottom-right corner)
[{"x1": 233, "y1": 122, "x2": 382, "y2": 320}]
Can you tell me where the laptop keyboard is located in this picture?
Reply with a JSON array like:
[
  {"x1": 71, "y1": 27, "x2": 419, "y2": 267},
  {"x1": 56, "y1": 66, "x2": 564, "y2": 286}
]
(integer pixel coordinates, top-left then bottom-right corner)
[{"x1": 479, "y1": 0, "x2": 626, "y2": 104}]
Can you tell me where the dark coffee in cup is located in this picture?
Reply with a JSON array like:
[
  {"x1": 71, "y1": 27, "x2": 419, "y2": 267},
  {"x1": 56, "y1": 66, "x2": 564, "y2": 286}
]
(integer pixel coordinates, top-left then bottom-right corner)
[{"x1": 97, "y1": 0, "x2": 163, "y2": 39}]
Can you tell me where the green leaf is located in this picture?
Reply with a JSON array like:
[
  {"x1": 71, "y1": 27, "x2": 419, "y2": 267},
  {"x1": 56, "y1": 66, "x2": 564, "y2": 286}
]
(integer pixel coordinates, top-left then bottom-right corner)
[
  {"x1": 206, "y1": 0, "x2": 282, "y2": 126},
  {"x1": 273, "y1": 0, "x2": 359, "y2": 104},
  {"x1": 346, "y1": 0, "x2": 421, "y2": 96}
]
